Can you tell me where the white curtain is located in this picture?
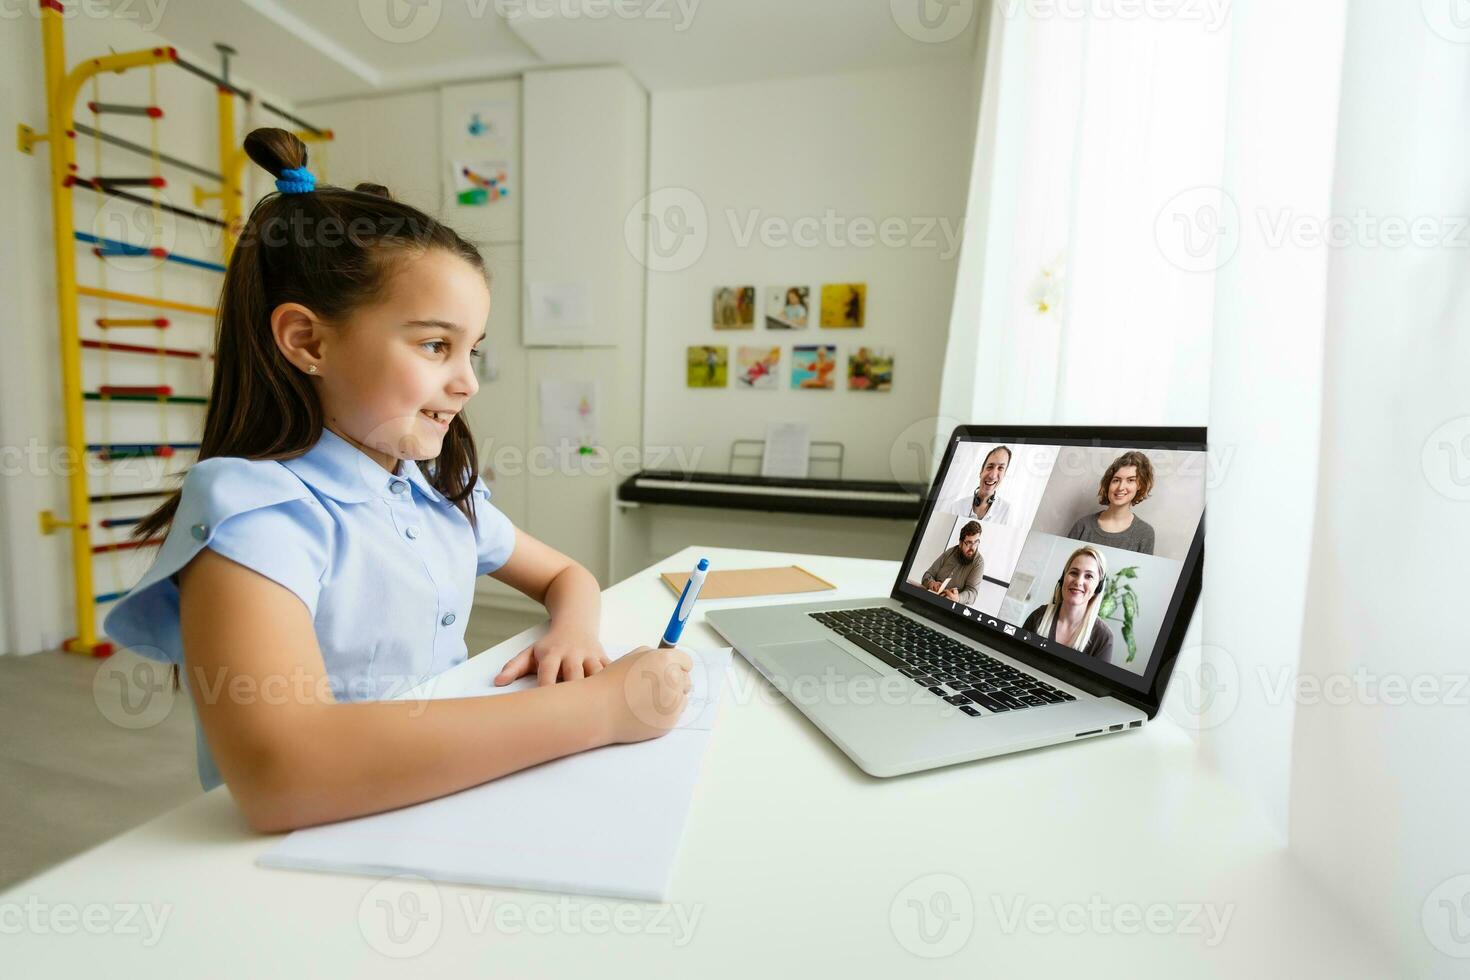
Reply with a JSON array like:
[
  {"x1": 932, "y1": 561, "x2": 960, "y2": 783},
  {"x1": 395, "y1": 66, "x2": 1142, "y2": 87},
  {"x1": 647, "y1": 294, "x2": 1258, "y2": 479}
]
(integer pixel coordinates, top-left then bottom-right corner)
[
  {"x1": 1197, "y1": 0, "x2": 1349, "y2": 836},
  {"x1": 938, "y1": 2, "x2": 1229, "y2": 737},
  {"x1": 1285, "y1": 2, "x2": 1470, "y2": 974},
  {"x1": 939, "y1": 3, "x2": 1227, "y2": 430},
  {"x1": 944, "y1": 0, "x2": 1466, "y2": 970}
]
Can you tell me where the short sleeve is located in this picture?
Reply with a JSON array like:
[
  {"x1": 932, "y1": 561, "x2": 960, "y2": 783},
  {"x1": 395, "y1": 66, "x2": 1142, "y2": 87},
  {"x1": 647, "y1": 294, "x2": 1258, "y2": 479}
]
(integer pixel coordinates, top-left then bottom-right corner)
[
  {"x1": 102, "y1": 457, "x2": 333, "y2": 665},
  {"x1": 470, "y1": 476, "x2": 516, "y2": 576}
]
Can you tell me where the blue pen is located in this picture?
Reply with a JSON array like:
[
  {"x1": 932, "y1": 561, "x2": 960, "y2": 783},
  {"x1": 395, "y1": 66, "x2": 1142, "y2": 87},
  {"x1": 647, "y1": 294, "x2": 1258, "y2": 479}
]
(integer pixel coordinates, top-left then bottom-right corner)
[{"x1": 659, "y1": 558, "x2": 709, "y2": 648}]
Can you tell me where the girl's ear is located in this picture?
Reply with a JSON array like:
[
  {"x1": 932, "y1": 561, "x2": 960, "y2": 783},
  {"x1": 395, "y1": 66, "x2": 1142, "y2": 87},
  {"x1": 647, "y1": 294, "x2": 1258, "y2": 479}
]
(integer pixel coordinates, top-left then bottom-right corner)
[{"x1": 271, "y1": 302, "x2": 327, "y2": 376}]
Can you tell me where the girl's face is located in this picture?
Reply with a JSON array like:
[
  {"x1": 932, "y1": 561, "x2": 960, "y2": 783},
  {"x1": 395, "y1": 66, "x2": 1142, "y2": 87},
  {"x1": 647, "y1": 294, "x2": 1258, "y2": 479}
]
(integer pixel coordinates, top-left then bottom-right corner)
[
  {"x1": 1062, "y1": 555, "x2": 1102, "y2": 608},
  {"x1": 315, "y1": 249, "x2": 490, "y2": 473},
  {"x1": 1107, "y1": 465, "x2": 1140, "y2": 507}
]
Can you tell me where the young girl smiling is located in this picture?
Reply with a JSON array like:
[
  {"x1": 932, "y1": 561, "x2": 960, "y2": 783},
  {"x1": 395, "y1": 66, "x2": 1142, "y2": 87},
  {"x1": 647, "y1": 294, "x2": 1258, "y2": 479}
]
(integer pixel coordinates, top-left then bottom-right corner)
[{"x1": 105, "y1": 129, "x2": 690, "y2": 832}]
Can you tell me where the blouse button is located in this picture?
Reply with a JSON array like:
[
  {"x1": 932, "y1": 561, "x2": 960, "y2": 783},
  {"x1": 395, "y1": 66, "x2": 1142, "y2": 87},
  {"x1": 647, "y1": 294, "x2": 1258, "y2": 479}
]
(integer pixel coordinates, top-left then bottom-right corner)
[
  {"x1": 190, "y1": 523, "x2": 209, "y2": 540},
  {"x1": 389, "y1": 480, "x2": 407, "y2": 495},
  {"x1": 405, "y1": 526, "x2": 419, "y2": 540},
  {"x1": 441, "y1": 612, "x2": 456, "y2": 627}
]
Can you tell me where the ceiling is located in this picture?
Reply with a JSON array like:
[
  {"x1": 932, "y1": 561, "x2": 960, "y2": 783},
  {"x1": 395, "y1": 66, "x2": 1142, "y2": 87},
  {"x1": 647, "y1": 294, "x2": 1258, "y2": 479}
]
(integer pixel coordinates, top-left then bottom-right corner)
[{"x1": 143, "y1": 0, "x2": 980, "y2": 104}]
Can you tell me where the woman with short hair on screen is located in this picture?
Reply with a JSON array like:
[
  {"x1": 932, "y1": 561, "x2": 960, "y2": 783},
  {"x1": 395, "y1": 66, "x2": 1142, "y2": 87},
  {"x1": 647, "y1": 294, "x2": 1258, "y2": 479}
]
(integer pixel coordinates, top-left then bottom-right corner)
[
  {"x1": 1021, "y1": 545, "x2": 1114, "y2": 663},
  {"x1": 1066, "y1": 450, "x2": 1156, "y2": 555},
  {"x1": 946, "y1": 445, "x2": 1014, "y2": 524}
]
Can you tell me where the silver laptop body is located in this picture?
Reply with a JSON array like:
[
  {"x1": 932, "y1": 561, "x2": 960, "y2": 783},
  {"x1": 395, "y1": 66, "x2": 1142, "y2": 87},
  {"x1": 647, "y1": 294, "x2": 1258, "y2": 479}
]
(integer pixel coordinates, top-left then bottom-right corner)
[{"x1": 707, "y1": 425, "x2": 1206, "y2": 778}]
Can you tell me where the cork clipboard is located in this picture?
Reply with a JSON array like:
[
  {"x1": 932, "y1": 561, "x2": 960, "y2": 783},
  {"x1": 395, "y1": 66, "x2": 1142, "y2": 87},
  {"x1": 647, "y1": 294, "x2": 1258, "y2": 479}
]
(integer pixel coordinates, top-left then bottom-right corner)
[{"x1": 659, "y1": 565, "x2": 837, "y2": 600}]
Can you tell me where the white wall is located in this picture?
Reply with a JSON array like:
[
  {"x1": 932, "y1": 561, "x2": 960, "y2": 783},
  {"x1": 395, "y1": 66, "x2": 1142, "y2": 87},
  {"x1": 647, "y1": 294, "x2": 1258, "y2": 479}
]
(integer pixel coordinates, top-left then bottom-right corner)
[
  {"x1": 0, "y1": 10, "x2": 298, "y2": 655},
  {"x1": 641, "y1": 61, "x2": 976, "y2": 482}
]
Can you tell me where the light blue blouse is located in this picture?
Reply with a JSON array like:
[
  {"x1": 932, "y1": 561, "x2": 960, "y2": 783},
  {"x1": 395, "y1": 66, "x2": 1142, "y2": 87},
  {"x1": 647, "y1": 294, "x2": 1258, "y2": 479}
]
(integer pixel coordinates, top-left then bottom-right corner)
[{"x1": 102, "y1": 426, "x2": 517, "y2": 790}]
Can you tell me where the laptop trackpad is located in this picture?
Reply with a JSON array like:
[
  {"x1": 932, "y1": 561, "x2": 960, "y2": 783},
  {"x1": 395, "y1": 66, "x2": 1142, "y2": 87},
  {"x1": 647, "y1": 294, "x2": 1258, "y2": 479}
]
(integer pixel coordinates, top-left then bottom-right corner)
[{"x1": 761, "y1": 639, "x2": 883, "y2": 678}]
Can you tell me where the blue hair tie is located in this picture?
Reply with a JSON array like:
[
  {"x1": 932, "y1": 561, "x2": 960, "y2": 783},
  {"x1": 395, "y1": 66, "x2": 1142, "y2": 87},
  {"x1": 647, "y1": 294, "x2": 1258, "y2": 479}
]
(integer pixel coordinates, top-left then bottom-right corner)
[{"x1": 275, "y1": 166, "x2": 316, "y2": 195}]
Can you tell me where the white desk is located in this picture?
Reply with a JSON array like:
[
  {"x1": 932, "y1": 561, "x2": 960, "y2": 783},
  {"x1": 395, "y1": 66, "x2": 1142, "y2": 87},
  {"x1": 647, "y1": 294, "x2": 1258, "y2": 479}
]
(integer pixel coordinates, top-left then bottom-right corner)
[{"x1": 3, "y1": 547, "x2": 1395, "y2": 977}]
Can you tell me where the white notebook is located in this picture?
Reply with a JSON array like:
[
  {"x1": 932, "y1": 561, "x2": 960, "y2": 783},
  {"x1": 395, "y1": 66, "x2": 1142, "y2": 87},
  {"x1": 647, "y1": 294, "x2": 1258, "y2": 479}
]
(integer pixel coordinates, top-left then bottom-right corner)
[{"x1": 258, "y1": 644, "x2": 732, "y2": 902}]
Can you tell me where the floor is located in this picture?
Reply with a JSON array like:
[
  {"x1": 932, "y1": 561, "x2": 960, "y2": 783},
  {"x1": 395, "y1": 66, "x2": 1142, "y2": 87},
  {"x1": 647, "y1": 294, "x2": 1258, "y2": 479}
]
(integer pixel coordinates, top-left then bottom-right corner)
[{"x1": 0, "y1": 604, "x2": 544, "y2": 891}]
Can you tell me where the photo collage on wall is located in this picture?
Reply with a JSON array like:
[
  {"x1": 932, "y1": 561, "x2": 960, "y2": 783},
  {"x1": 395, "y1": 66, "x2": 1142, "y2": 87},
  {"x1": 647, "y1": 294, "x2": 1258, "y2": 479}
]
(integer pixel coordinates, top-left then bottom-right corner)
[{"x1": 687, "y1": 282, "x2": 892, "y2": 392}]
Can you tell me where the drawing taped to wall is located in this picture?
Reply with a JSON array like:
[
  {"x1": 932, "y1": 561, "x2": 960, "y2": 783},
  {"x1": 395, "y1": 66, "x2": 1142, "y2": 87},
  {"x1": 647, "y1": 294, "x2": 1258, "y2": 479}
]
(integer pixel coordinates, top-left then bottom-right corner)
[
  {"x1": 464, "y1": 101, "x2": 513, "y2": 140},
  {"x1": 820, "y1": 282, "x2": 866, "y2": 328},
  {"x1": 791, "y1": 345, "x2": 837, "y2": 390},
  {"x1": 688, "y1": 345, "x2": 729, "y2": 388},
  {"x1": 847, "y1": 346, "x2": 893, "y2": 391},
  {"x1": 713, "y1": 286, "x2": 755, "y2": 329},
  {"x1": 736, "y1": 346, "x2": 782, "y2": 389},
  {"x1": 453, "y1": 160, "x2": 510, "y2": 205},
  {"x1": 765, "y1": 285, "x2": 809, "y2": 329}
]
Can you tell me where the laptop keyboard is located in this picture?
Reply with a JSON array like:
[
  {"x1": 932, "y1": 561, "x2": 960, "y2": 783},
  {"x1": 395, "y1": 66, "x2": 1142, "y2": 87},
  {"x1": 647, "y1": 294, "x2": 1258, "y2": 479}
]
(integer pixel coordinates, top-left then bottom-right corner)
[{"x1": 809, "y1": 606, "x2": 1076, "y2": 717}]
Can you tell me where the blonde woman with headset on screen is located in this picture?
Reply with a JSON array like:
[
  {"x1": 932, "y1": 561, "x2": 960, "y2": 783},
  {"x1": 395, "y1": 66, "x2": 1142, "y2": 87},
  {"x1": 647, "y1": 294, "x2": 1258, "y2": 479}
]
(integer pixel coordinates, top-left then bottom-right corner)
[{"x1": 1020, "y1": 545, "x2": 1115, "y2": 663}]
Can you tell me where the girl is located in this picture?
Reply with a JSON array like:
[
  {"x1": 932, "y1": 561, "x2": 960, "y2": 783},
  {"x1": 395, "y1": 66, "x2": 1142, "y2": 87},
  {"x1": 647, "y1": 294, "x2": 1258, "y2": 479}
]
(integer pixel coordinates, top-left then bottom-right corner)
[
  {"x1": 103, "y1": 129, "x2": 691, "y2": 833},
  {"x1": 1021, "y1": 545, "x2": 1114, "y2": 662}
]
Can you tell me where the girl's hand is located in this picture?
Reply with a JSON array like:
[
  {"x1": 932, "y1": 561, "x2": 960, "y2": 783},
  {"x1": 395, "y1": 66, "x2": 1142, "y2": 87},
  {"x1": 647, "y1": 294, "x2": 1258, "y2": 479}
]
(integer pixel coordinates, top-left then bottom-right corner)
[
  {"x1": 494, "y1": 628, "x2": 610, "y2": 687},
  {"x1": 585, "y1": 646, "x2": 692, "y2": 743}
]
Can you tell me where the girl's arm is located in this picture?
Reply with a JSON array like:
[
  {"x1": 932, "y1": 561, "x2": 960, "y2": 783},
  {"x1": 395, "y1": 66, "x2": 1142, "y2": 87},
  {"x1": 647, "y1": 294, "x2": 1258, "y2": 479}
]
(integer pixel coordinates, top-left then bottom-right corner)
[
  {"x1": 488, "y1": 529, "x2": 609, "y2": 686},
  {"x1": 178, "y1": 547, "x2": 690, "y2": 833}
]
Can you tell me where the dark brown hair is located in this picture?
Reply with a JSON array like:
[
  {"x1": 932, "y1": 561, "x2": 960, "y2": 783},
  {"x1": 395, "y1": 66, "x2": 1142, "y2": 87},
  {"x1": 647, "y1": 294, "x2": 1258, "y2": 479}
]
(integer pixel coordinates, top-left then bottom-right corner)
[
  {"x1": 133, "y1": 125, "x2": 488, "y2": 543},
  {"x1": 1097, "y1": 450, "x2": 1155, "y2": 505},
  {"x1": 129, "y1": 128, "x2": 489, "y2": 684},
  {"x1": 982, "y1": 445, "x2": 1012, "y2": 468},
  {"x1": 959, "y1": 520, "x2": 983, "y2": 542}
]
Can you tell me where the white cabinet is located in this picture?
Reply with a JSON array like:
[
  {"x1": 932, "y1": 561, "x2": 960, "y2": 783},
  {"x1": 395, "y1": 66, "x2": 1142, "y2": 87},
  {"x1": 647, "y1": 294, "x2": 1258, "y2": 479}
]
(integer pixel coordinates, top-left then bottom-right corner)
[
  {"x1": 522, "y1": 68, "x2": 648, "y2": 349},
  {"x1": 520, "y1": 67, "x2": 648, "y2": 584}
]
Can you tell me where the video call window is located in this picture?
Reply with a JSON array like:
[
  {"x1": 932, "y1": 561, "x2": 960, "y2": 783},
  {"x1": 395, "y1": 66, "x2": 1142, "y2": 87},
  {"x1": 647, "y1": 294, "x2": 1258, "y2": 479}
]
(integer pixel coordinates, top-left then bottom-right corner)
[{"x1": 902, "y1": 439, "x2": 1205, "y2": 681}]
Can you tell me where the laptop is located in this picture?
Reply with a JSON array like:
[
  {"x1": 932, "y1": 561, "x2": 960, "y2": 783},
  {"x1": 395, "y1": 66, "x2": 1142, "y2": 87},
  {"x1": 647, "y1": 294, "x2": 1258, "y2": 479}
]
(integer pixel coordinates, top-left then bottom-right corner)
[{"x1": 706, "y1": 425, "x2": 1206, "y2": 777}]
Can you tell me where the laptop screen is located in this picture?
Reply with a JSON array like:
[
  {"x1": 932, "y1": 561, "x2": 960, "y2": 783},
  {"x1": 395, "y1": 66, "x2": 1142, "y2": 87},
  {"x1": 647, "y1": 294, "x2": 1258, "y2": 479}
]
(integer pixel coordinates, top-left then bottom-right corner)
[{"x1": 894, "y1": 429, "x2": 1206, "y2": 692}]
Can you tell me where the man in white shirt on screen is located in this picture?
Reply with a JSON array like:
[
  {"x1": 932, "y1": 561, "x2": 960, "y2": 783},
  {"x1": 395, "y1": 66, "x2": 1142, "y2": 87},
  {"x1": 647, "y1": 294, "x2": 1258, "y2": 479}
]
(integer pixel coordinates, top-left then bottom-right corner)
[{"x1": 945, "y1": 445, "x2": 1014, "y2": 525}]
